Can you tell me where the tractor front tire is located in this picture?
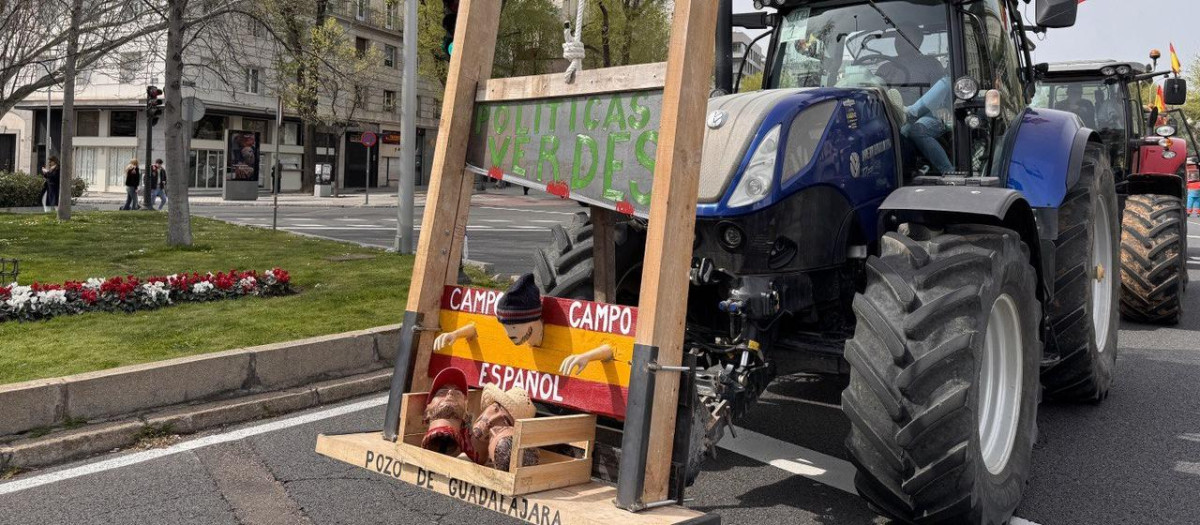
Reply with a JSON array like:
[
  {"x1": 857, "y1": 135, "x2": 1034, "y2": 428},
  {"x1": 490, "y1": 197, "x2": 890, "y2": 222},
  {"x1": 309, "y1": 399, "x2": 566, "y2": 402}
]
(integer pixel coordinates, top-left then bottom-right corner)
[
  {"x1": 1041, "y1": 143, "x2": 1120, "y2": 402},
  {"x1": 1119, "y1": 194, "x2": 1185, "y2": 325},
  {"x1": 843, "y1": 224, "x2": 1041, "y2": 524}
]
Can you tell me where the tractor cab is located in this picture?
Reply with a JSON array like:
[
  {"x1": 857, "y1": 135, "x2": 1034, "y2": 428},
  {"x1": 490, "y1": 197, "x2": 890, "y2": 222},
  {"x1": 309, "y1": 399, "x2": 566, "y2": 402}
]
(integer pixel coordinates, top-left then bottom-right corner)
[
  {"x1": 1033, "y1": 60, "x2": 1190, "y2": 179},
  {"x1": 730, "y1": 0, "x2": 1044, "y2": 182}
]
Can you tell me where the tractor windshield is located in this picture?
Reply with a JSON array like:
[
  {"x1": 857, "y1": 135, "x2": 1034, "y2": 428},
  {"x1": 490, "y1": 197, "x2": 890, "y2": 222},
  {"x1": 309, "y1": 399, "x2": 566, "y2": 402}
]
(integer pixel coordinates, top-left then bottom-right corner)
[
  {"x1": 769, "y1": 0, "x2": 950, "y2": 104},
  {"x1": 1033, "y1": 80, "x2": 1126, "y2": 135}
]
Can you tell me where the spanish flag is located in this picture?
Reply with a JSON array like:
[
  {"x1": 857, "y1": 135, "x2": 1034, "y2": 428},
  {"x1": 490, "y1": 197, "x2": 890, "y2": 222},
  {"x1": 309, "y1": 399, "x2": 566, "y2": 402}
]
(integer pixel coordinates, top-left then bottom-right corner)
[
  {"x1": 1170, "y1": 43, "x2": 1183, "y2": 75},
  {"x1": 1156, "y1": 84, "x2": 1167, "y2": 111}
]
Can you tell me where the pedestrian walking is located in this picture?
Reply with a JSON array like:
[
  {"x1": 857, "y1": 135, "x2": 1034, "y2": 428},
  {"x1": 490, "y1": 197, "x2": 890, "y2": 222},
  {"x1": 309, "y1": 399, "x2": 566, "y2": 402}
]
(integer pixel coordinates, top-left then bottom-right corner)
[
  {"x1": 151, "y1": 158, "x2": 168, "y2": 210},
  {"x1": 1187, "y1": 168, "x2": 1200, "y2": 217},
  {"x1": 121, "y1": 159, "x2": 140, "y2": 211},
  {"x1": 40, "y1": 156, "x2": 60, "y2": 212}
]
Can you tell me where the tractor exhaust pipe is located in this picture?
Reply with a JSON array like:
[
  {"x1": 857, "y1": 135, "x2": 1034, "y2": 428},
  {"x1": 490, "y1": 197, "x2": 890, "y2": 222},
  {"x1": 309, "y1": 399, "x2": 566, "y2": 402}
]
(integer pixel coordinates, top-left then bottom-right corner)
[{"x1": 715, "y1": 0, "x2": 733, "y2": 94}]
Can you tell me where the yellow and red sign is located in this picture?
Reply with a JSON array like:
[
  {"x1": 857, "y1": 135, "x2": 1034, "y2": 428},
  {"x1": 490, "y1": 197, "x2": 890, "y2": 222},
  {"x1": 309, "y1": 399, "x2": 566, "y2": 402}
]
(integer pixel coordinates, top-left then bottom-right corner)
[{"x1": 427, "y1": 285, "x2": 637, "y2": 419}]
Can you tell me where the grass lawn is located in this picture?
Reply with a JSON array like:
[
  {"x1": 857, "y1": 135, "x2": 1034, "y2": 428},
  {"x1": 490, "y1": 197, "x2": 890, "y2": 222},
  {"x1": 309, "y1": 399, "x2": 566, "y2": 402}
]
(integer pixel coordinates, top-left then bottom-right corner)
[{"x1": 0, "y1": 211, "x2": 415, "y2": 385}]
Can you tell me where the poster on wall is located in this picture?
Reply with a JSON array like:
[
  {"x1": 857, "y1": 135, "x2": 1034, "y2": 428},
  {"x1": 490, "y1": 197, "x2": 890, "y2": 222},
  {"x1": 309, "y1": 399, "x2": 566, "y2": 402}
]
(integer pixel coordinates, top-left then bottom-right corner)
[{"x1": 226, "y1": 130, "x2": 261, "y2": 182}]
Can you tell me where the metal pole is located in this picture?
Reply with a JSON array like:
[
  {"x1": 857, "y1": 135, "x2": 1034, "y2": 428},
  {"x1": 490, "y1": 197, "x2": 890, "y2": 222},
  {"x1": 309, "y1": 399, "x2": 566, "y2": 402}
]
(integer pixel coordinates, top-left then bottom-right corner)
[
  {"x1": 715, "y1": 0, "x2": 733, "y2": 94},
  {"x1": 45, "y1": 87, "x2": 52, "y2": 161},
  {"x1": 395, "y1": 0, "x2": 418, "y2": 254},
  {"x1": 365, "y1": 142, "x2": 371, "y2": 205},
  {"x1": 144, "y1": 108, "x2": 153, "y2": 210},
  {"x1": 273, "y1": 96, "x2": 282, "y2": 230}
]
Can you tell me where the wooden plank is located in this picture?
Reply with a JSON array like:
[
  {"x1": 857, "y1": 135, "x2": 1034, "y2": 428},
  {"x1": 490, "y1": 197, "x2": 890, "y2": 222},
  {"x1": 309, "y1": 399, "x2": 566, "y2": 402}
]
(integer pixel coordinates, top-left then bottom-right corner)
[
  {"x1": 315, "y1": 432, "x2": 710, "y2": 524},
  {"x1": 513, "y1": 414, "x2": 595, "y2": 450},
  {"x1": 477, "y1": 62, "x2": 667, "y2": 102},
  {"x1": 591, "y1": 207, "x2": 617, "y2": 303},
  {"x1": 632, "y1": 0, "x2": 719, "y2": 503},
  {"x1": 406, "y1": 0, "x2": 503, "y2": 393},
  {"x1": 514, "y1": 459, "x2": 593, "y2": 494}
]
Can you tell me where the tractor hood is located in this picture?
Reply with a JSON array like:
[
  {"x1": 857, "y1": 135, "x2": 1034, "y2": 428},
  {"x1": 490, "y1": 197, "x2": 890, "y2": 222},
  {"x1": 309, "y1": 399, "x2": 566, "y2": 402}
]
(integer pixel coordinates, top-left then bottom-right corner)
[{"x1": 698, "y1": 87, "x2": 899, "y2": 215}]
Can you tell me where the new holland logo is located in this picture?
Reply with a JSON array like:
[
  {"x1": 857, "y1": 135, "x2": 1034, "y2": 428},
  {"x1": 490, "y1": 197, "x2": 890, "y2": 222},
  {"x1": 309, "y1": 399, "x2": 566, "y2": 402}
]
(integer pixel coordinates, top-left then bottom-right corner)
[{"x1": 707, "y1": 110, "x2": 728, "y2": 129}]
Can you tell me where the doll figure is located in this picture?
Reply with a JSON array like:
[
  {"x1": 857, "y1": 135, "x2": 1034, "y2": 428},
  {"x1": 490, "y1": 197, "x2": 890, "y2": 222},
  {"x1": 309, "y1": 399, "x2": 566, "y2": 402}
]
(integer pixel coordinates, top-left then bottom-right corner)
[{"x1": 468, "y1": 384, "x2": 538, "y2": 469}]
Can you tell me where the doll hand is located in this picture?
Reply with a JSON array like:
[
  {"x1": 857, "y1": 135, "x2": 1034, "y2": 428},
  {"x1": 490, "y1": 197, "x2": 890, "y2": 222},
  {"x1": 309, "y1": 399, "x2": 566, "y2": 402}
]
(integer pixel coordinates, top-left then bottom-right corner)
[
  {"x1": 433, "y1": 332, "x2": 457, "y2": 351},
  {"x1": 558, "y1": 354, "x2": 592, "y2": 376}
]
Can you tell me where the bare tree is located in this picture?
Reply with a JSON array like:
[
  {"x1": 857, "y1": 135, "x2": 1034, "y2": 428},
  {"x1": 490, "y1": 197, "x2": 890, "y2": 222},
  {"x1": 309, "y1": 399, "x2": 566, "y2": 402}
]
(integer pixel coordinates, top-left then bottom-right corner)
[{"x1": 164, "y1": 0, "x2": 190, "y2": 245}]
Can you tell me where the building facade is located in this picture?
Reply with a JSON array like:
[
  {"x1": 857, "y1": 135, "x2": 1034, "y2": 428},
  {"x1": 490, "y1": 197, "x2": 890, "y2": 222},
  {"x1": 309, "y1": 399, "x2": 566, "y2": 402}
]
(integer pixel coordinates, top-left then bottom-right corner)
[
  {"x1": 13, "y1": 0, "x2": 442, "y2": 194},
  {"x1": 732, "y1": 30, "x2": 766, "y2": 79}
]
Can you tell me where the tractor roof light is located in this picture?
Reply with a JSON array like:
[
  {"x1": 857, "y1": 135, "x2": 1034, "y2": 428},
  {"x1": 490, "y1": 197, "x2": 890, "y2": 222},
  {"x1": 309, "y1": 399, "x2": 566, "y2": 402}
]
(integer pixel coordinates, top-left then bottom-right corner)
[
  {"x1": 727, "y1": 124, "x2": 781, "y2": 208},
  {"x1": 1116, "y1": 65, "x2": 1132, "y2": 76},
  {"x1": 1100, "y1": 66, "x2": 1117, "y2": 77},
  {"x1": 954, "y1": 77, "x2": 980, "y2": 100}
]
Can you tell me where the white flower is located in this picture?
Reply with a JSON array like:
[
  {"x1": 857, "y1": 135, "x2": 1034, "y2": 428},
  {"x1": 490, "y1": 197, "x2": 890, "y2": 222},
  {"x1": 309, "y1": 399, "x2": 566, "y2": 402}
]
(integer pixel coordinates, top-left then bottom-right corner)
[
  {"x1": 192, "y1": 281, "x2": 214, "y2": 294},
  {"x1": 141, "y1": 282, "x2": 171, "y2": 304},
  {"x1": 83, "y1": 278, "x2": 104, "y2": 290},
  {"x1": 5, "y1": 286, "x2": 32, "y2": 311},
  {"x1": 39, "y1": 290, "x2": 67, "y2": 305},
  {"x1": 238, "y1": 276, "x2": 257, "y2": 290}
]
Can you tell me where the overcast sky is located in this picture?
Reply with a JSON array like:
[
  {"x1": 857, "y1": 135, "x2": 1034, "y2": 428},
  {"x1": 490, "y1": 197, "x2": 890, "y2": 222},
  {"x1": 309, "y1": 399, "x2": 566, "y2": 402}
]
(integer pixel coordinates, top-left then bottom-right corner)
[{"x1": 730, "y1": 0, "x2": 1200, "y2": 70}]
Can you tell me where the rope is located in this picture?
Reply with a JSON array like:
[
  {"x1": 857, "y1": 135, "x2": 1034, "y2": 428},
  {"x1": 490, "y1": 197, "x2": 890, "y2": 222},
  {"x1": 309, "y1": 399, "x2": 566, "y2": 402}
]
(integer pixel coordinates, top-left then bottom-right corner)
[{"x1": 562, "y1": 0, "x2": 586, "y2": 83}]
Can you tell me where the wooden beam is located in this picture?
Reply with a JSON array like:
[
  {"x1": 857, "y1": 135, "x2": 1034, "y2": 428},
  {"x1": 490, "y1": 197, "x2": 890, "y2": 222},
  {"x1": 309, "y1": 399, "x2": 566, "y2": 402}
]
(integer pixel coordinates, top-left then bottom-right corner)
[
  {"x1": 477, "y1": 62, "x2": 667, "y2": 102},
  {"x1": 631, "y1": 0, "x2": 718, "y2": 503},
  {"x1": 591, "y1": 206, "x2": 616, "y2": 303},
  {"x1": 406, "y1": 0, "x2": 502, "y2": 393}
]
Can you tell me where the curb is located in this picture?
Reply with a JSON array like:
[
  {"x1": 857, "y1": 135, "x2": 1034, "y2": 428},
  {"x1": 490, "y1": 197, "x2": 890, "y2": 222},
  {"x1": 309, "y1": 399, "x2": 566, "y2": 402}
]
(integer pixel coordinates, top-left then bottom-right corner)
[
  {"x1": 0, "y1": 324, "x2": 402, "y2": 437},
  {"x1": 0, "y1": 369, "x2": 393, "y2": 471}
]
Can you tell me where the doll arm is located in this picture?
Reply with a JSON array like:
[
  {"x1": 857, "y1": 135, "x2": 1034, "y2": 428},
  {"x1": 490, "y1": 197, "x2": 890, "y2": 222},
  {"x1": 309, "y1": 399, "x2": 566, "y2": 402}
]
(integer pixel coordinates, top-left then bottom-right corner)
[
  {"x1": 433, "y1": 323, "x2": 478, "y2": 350},
  {"x1": 558, "y1": 344, "x2": 614, "y2": 376}
]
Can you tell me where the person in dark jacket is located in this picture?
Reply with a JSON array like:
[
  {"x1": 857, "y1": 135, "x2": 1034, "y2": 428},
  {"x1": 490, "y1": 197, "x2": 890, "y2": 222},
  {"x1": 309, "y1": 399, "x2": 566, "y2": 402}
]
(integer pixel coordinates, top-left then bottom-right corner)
[
  {"x1": 150, "y1": 158, "x2": 168, "y2": 210},
  {"x1": 121, "y1": 159, "x2": 140, "y2": 211},
  {"x1": 41, "y1": 156, "x2": 60, "y2": 212}
]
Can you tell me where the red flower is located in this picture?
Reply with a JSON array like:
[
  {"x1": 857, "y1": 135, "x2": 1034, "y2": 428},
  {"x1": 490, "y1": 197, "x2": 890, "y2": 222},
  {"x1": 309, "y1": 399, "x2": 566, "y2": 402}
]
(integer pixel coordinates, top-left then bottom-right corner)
[{"x1": 81, "y1": 289, "x2": 98, "y2": 304}]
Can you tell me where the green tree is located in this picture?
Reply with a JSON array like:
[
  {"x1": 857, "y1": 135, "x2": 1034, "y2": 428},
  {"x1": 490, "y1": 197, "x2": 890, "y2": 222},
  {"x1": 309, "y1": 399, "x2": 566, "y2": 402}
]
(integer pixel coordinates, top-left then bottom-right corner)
[
  {"x1": 738, "y1": 72, "x2": 763, "y2": 92},
  {"x1": 581, "y1": 0, "x2": 671, "y2": 68},
  {"x1": 418, "y1": 0, "x2": 564, "y2": 83}
]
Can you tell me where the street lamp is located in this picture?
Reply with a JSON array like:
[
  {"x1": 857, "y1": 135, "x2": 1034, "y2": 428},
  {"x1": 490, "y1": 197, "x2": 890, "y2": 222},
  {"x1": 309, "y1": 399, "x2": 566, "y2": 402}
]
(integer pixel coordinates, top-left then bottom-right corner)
[{"x1": 35, "y1": 61, "x2": 57, "y2": 162}]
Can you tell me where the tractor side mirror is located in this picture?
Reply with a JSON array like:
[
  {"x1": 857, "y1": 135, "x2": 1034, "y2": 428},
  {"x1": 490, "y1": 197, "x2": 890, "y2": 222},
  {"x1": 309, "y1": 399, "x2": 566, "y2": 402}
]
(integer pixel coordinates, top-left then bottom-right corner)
[
  {"x1": 1163, "y1": 78, "x2": 1188, "y2": 106},
  {"x1": 1035, "y1": 0, "x2": 1078, "y2": 28}
]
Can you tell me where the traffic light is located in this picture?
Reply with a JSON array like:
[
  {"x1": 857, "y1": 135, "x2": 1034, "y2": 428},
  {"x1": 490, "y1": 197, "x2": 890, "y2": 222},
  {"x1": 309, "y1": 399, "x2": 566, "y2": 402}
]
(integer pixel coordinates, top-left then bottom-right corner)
[
  {"x1": 146, "y1": 85, "x2": 164, "y2": 126},
  {"x1": 440, "y1": 0, "x2": 459, "y2": 60}
]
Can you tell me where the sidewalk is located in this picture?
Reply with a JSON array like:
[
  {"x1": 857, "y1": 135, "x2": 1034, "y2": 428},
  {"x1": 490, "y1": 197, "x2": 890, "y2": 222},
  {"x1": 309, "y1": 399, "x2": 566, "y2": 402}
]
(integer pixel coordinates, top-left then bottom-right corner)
[{"x1": 78, "y1": 185, "x2": 572, "y2": 209}]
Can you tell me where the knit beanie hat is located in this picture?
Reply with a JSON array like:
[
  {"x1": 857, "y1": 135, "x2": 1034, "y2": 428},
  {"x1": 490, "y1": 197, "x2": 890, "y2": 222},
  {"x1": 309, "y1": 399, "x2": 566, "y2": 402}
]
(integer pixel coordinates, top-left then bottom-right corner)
[{"x1": 496, "y1": 273, "x2": 542, "y2": 325}]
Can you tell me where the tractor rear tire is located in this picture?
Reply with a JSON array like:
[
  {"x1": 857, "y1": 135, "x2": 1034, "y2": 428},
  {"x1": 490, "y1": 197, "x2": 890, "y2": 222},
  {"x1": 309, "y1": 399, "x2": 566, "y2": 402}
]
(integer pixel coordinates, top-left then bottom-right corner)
[
  {"x1": 843, "y1": 223, "x2": 1041, "y2": 525},
  {"x1": 1119, "y1": 194, "x2": 1184, "y2": 325},
  {"x1": 1041, "y1": 143, "x2": 1120, "y2": 402},
  {"x1": 532, "y1": 212, "x2": 645, "y2": 304}
]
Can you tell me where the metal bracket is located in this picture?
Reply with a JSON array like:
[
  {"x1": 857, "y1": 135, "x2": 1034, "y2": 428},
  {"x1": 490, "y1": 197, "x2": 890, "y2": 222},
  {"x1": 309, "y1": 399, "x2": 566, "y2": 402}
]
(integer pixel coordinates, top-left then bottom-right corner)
[
  {"x1": 647, "y1": 361, "x2": 704, "y2": 374},
  {"x1": 615, "y1": 343, "x2": 658, "y2": 511},
  {"x1": 382, "y1": 310, "x2": 423, "y2": 442}
]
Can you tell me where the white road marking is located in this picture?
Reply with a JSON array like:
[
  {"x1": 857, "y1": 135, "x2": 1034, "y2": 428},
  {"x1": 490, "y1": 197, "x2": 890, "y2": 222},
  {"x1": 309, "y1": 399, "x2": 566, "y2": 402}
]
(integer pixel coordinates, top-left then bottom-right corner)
[
  {"x1": 0, "y1": 395, "x2": 390, "y2": 496},
  {"x1": 717, "y1": 428, "x2": 857, "y2": 494},
  {"x1": 718, "y1": 428, "x2": 1043, "y2": 525},
  {"x1": 480, "y1": 219, "x2": 510, "y2": 223},
  {"x1": 529, "y1": 220, "x2": 561, "y2": 224}
]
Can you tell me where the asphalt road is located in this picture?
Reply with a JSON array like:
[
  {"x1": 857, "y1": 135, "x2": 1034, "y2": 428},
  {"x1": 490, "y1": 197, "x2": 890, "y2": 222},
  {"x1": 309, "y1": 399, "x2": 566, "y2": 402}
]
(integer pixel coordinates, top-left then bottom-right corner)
[
  {"x1": 189, "y1": 190, "x2": 585, "y2": 277},
  {"x1": 2, "y1": 219, "x2": 1198, "y2": 525}
]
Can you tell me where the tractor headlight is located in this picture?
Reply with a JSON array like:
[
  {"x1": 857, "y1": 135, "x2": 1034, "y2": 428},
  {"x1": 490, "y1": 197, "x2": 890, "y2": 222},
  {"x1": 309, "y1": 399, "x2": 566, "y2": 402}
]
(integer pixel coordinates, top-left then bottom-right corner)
[
  {"x1": 1156, "y1": 125, "x2": 1177, "y2": 137},
  {"x1": 1100, "y1": 66, "x2": 1117, "y2": 77},
  {"x1": 1116, "y1": 65, "x2": 1132, "y2": 76},
  {"x1": 728, "y1": 124, "x2": 781, "y2": 208},
  {"x1": 1163, "y1": 149, "x2": 1178, "y2": 160}
]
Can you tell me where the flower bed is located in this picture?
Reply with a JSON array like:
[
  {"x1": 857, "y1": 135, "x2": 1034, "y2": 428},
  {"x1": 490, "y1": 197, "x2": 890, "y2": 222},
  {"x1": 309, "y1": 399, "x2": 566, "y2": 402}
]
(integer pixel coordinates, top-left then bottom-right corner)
[{"x1": 0, "y1": 268, "x2": 292, "y2": 323}]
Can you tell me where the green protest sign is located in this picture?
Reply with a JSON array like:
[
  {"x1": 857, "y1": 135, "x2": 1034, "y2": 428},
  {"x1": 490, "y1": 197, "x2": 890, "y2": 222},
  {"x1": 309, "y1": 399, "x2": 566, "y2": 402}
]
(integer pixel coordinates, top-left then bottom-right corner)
[{"x1": 466, "y1": 90, "x2": 664, "y2": 217}]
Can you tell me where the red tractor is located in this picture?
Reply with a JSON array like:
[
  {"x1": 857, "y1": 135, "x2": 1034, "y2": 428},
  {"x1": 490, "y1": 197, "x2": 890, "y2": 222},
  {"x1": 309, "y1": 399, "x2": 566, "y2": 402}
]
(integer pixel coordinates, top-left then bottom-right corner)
[{"x1": 1036, "y1": 59, "x2": 1190, "y2": 324}]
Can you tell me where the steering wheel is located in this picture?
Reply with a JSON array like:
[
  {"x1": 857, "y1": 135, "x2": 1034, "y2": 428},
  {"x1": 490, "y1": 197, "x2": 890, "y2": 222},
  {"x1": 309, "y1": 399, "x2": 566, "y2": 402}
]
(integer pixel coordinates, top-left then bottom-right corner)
[{"x1": 854, "y1": 54, "x2": 911, "y2": 84}]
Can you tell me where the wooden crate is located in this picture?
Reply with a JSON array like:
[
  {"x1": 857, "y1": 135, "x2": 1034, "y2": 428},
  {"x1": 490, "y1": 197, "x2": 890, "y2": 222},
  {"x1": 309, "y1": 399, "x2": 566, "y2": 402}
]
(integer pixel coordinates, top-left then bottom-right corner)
[{"x1": 388, "y1": 389, "x2": 593, "y2": 496}]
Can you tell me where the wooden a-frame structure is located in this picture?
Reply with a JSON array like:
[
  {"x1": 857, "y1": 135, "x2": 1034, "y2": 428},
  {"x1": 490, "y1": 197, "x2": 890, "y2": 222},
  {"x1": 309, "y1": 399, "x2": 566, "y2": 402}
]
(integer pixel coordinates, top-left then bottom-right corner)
[{"x1": 316, "y1": 1, "x2": 720, "y2": 522}]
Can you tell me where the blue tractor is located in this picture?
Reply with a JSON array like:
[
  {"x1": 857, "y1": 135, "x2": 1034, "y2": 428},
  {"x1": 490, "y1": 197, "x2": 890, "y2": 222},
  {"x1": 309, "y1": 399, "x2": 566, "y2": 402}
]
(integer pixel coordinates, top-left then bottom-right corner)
[{"x1": 533, "y1": 0, "x2": 1115, "y2": 522}]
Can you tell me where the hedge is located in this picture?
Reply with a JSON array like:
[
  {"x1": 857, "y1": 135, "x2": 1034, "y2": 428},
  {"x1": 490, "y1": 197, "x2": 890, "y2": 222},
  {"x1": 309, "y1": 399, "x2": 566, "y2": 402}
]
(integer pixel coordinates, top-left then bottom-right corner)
[{"x1": 0, "y1": 171, "x2": 88, "y2": 208}]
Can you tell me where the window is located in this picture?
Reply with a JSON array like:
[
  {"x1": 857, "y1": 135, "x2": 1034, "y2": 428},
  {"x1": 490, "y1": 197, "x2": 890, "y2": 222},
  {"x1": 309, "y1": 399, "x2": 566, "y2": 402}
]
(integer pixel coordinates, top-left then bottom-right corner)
[
  {"x1": 386, "y1": 0, "x2": 397, "y2": 29},
  {"x1": 384, "y1": 90, "x2": 397, "y2": 112},
  {"x1": 109, "y1": 111, "x2": 137, "y2": 137},
  {"x1": 245, "y1": 68, "x2": 261, "y2": 94},
  {"x1": 77, "y1": 111, "x2": 100, "y2": 137},
  {"x1": 356, "y1": 37, "x2": 369, "y2": 58},
  {"x1": 118, "y1": 52, "x2": 139, "y2": 83},
  {"x1": 356, "y1": 0, "x2": 367, "y2": 20},
  {"x1": 384, "y1": 45, "x2": 397, "y2": 68},
  {"x1": 281, "y1": 122, "x2": 302, "y2": 145},
  {"x1": 243, "y1": 119, "x2": 271, "y2": 144},
  {"x1": 193, "y1": 115, "x2": 227, "y2": 141}
]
